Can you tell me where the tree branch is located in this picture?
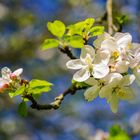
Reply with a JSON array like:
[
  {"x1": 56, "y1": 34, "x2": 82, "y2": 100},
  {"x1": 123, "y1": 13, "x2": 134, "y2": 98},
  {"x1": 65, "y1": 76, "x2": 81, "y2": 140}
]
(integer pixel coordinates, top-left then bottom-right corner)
[
  {"x1": 23, "y1": 83, "x2": 88, "y2": 110},
  {"x1": 58, "y1": 46, "x2": 77, "y2": 59},
  {"x1": 107, "y1": 0, "x2": 113, "y2": 34}
]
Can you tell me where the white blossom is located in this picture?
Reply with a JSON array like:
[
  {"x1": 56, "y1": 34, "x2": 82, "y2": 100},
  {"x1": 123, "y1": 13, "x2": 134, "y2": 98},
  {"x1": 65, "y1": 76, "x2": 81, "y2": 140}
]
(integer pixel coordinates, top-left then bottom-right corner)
[
  {"x1": 66, "y1": 45, "x2": 109, "y2": 82},
  {"x1": 99, "y1": 73, "x2": 135, "y2": 113}
]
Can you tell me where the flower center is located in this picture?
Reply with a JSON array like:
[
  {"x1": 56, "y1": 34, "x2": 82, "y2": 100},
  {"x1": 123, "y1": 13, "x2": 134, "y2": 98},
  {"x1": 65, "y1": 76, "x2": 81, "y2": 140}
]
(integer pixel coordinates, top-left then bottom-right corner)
[
  {"x1": 117, "y1": 89, "x2": 125, "y2": 97},
  {"x1": 112, "y1": 51, "x2": 120, "y2": 59},
  {"x1": 109, "y1": 64, "x2": 116, "y2": 72},
  {"x1": 112, "y1": 86, "x2": 125, "y2": 97},
  {"x1": 85, "y1": 54, "x2": 93, "y2": 72},
  {"x1": 128, "y1": 43, "x2": 132, "y2": 49}
]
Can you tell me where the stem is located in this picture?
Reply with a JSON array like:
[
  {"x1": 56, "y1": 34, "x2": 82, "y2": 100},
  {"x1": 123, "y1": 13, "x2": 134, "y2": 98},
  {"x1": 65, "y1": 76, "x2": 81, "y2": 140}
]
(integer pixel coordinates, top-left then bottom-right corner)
[
  {"x1": 58, "y1": 46, "x2": 77, "y2": 59},
  {"x1": 23, "y1": 83, "x2": 88, "y2": 110},
  {"x1": 107, "y1": 0, "x2": 113, "y2": 34}
]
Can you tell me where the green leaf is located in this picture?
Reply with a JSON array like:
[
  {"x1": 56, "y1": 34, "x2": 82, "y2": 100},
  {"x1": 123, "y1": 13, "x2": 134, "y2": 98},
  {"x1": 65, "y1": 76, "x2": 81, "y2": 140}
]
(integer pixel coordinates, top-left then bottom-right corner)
[
  {"x1": 116, "y1": 15, "x2": 129, "y2": 25},
  {"x1": 67, "y1": 18, "x2": 95, "y2": 36},
  {"x1": 69, "y1": 35, "x2": 85, "y2": 48},
  {"x1": 109, "y1": 134, "x2": 131, "y2": 140},
  {"x1": 67, "y1": 23, "x2": 84, "y2": 36},
  {"x1": 109, "y1": 125, "x2": 131, "y2": 140},
  {"x1": 47, "y1": 20, "x2": 65, "y2": 38},
  {"x1": 18, "y1": 101, "x2": 28, "y2": 117},
  {"x1": 28, "y1": 79, "x2": 53, "y2": 94},
  {"x1": 9, "y1": 85, "x2": 25, "y2": 98},
  {"x1": 84, "y1": 18, "x2": 95, "y2": 30},
  {"x1": 89, "y1": 26, "x2": 104, "y2": 37},
  {"x1": 72, "y1": 79, "x2": 89, "y2": 88},
  {"x1": 42, "y1": 39, "x2": 59, "y2": 50}
]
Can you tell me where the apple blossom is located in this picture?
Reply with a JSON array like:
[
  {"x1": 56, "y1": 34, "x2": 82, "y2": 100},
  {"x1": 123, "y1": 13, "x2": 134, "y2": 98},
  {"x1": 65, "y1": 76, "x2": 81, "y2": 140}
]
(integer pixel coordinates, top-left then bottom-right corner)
[
  {"x1": 99, "y1": 73, "x2": 135, "y2": 113},
  {"x1": 66, "y1": 45, "x2": 109, "y2": 82},
  {"x1": 94, "y1": 32, "x2": 132, "y2": 73},
  {"x1": 0, "y1": 67, "x2": 23, "y2": 92},
  {"x1": 84, "y1": 77, "x2": 100, "y2": 101}
]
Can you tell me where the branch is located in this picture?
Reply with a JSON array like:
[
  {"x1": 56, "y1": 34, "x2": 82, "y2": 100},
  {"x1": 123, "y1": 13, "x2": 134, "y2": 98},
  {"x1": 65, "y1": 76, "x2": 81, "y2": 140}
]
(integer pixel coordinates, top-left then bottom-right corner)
[
  {"x1": 23, "y1": 83, "x2": 87, "y2": 110},
  {"x1": 106, "y1": 0, "x2": 113, "y2": 34},
  {"x1": 58, "y1": 46, "x2": 77, "y2": 59}
]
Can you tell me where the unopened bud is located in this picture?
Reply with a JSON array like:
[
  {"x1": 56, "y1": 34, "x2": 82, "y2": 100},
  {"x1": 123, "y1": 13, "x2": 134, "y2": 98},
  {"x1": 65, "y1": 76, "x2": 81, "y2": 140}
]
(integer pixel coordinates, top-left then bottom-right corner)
[{"x1": 10, "y1": 73, "x2": 17, "y2": 80}]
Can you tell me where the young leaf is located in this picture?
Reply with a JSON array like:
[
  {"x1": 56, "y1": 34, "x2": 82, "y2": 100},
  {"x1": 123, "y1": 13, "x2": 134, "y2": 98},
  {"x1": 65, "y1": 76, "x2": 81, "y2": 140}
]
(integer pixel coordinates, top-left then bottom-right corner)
[
  {"x1": 47, "y1": 20, "x2": 65, "y2": 38},
  {"x1": 28, "y1": 79, "x2": 53, "y2": 94},
  {"x1": 67, "y1": 23, "x2": 84, "y2": 36},
  {"x1": 109, "y1": 125, "x2": 131, "y2": 140},
  {"x1": 69, "y1": 35, "x2": 85, "y2": 48},
  {"x1": 67, "y1": 18, "x2": 95, "y2": 36},
  {"x1": 116, "y1": 15, "x2": 129, "y2": 25},
  {"x1": 9, "y1": 85, "x2": 25, "y2": 98},
  {"x1": 18, "y1": 101, "x2": 28, "y2": 117},
  {"x1": 84, "y1": 18, "x2": 95, "y2": 30},
  {"x1": 89, "y1": 26, "x2": 104, "y2": 37},
  {"x1": 42, "y1": 39, "x2": 59, "y2": 50}
]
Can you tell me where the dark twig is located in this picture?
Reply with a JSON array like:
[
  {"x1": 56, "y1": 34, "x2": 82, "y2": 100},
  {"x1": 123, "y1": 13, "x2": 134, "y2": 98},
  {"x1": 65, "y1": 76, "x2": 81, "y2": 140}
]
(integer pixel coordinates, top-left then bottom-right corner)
[
  {"x1": 23, "y1": 84, "x2": 87, "y2": 110},
  {"x1": 58, "y1": 46, "x2": 77, "y2": 59}
]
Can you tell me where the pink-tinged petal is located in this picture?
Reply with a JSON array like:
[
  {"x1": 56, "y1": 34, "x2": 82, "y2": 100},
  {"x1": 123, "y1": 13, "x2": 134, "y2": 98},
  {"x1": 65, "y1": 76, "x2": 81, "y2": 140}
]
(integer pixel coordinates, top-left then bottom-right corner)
[
  {"x1": 66, "y1": 59, "x2": 84, "y2": 70},
  {"x1": 84, "y1": 85, "x2": 100, "y2": 101},
  {"x1": 129, "y1": 43, "x2": 140, "y2": 68},
  {"x1": 101, "y1": 39, "x2": 117, "y2": 53},
  {"x1": 121, "y1": 74, "x2": 135, "y2": 86},
  {"x1": 93, "y1": 63, "x2": 109, "y2": 79},
  {"x1": 80, "y1": 45, "x2": 95, "y2": 60},
  {"x1": 73, "y1": 68, "x2": 90, "y2": 82},
  {"x1": 13, "y1": 68, "x2": 23, "y2": 76},
  {"x1": 129, "y1": 56, "x2": 140, "y2": 68},
  {"x1": 0, "y1": 78, "x2": 9, "y2": 93},
  {"x1": 115, "y1": 61, "x2": 129, "y2": 73}
]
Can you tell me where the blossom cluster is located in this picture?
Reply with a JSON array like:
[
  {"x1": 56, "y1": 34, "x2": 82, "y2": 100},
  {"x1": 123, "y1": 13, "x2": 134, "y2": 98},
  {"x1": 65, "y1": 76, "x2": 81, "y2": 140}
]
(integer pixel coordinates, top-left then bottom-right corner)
[
  {"x1": 0, "y1": 67, "x2": 23, "y2": 93},
  {"x1": 66, "y1": 32, "x2": 140, "y2": 113}
]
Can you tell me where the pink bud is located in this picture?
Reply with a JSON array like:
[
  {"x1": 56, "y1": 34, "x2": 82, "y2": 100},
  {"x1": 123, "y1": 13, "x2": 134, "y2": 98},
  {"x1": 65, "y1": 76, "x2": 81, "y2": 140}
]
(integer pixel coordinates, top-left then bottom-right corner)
[
  {"x1": 0, "y1": 83, "x2": 9, "y2": 93},
  {"x1": 10, "y1": 73, "x2": 17, "y2": 80}
]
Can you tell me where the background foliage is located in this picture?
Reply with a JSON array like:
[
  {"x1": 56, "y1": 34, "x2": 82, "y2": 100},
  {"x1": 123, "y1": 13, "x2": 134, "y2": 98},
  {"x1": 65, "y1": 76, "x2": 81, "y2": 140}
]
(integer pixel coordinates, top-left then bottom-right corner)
[{"x1": 0, "y1": 0, "x2": 140, "y2": 140}]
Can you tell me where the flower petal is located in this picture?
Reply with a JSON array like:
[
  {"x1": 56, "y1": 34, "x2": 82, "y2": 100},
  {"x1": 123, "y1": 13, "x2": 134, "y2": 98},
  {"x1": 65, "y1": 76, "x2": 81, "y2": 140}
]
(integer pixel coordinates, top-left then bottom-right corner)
[
  {"x1": 94, "y1": 50, "x2": 110, "y2": 65},
  {"x1": 13, "y1": 68, "x2": 23, "y2": 76},
  {"x1": 119, "y1": 87, "x2": 135, "y2": 100},
  {"x1": 114, "y1": 32, "x2": 132, "y2": 49},
  {"x1": 80, "y1": 45, "x2": 95, "y2": 60},
  {"x1": 109, "y1": 95, "x2": 119, "y2": 113},
  {"x1": 85, "y1": 77, "x2": 98, "y2": 86},
  {"x1": 101, "y1": 39, "x2": 117, "y2": 53},
  {"x1": 115, "y1": 60, "x2": 129, "y2": 73},
  {"x1": 133, "y1": 67, "x2": 140, "y2": 86},
  {"x1": 99, "y1": 85, "x2": 112, "y2": 99},
  {"x1": 93, "y1": 63, "x2": 109, "y2": 79},
  {"x1": 103, "y1": 73, "x2": 122, "y2": 84},
  {"x1": 73, "y1": 68, "x2": 90, "y2": 82},
  {"x1": 66, "y1": 59, "x2": 84, "y2": 70},
  {"x1": 84, "y1": 85, "x2": 100, "y2": 101},
  {"x1": 1, "y1": 67, "x2": 11, "y2": 80},
  {"x1": 121, "y1": 74, "x2": 135, "y2": 86},
  {"x1": 93, "y1": 32, "x2": 111, "y2": 48}
]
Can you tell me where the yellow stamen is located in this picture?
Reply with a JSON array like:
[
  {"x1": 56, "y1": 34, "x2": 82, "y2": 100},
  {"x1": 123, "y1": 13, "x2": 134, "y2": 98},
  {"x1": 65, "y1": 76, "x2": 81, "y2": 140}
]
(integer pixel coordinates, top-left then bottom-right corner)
[
  {"x1": 112, "y1": 51, "x2": 120, "y2": 59},
  {"x1": 128, "y1": 43, "x2": 132, "y2": 49}
]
